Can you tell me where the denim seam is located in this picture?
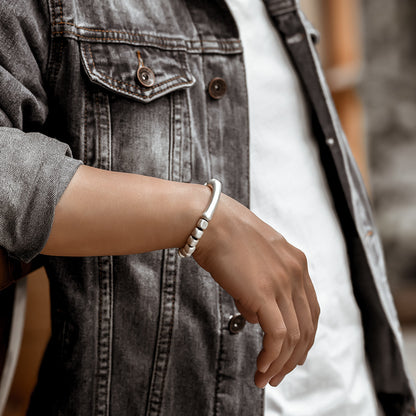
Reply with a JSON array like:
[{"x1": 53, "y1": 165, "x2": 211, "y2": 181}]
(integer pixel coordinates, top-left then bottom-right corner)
[
  {"x1": 95, "y1": 94, "x2": 102, "y2": 166},
  {"x1": 58, "y1": 0, "x2": 63, "y2": 22},
  {"x1": 213, "y1": 288, "x2": 224, "y2": 416},
  {"x1": 172, "y1": 92, "x2": 181, "y2": 182},
  {"x1": 45, "y1": 0, "x2": 55, "y2": 85},
  {"x1": 87, "y1": 44, "x2": 186, "y2": 90},
  {"x1": 82, "y1": 89, "x2": 88, "y2": 164},
  {"x1": 198, "y1": 32, "x2": 212, "y2": 181},
  {"x1": 53, "y1": 30, "x2": 243, "y2": 53},
  {"x1": 82, "y1": 44, "x2": 193, "y2": 100},
  {"x1": 52, "y1": 23, "x2": 241, "y2": 43},
  {"x1": 146, "y1": 249, "x2": 178, "y2": 416},
  {"x1": 105, "y1": 92, "x2": 112, "y2": 170},
  {"x1": 96, "y1": 91, "x2": 111, "y2": 170},
  {"x1": 49, "y1": 0, "x2": 57, "y2": 26},
  {"x1": 238, "y1": 52, "x2": 251, "y2": 208},
  {"x1": 50, "y1": 0, "x2": 63, "y2": 25},
  {"x1": 94, "y1": 256, "x2": 114, "y2": 416},
  {"x1": 183, "y1": 89, "x2": 193, "y2": 183},
  {"x1": 93, "y1": 96, "x2": 113, "y2": 414},
  {"x1": 177, "y1": 45, "x2": 194, "y2": 183},
  {"x1": 260, "y1": 388, "x2": 265, "y2": 415},
  {"x1": 169, "y1": 94, "x2": 174, "y2": 181}
]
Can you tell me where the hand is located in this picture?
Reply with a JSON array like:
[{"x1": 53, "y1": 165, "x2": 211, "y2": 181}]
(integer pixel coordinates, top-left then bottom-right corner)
[{"x1": 193, "y1": 193, "x2": 320, "y2": 388}]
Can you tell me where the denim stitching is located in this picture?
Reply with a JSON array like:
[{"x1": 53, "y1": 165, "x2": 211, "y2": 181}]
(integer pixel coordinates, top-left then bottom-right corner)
[
  {"x1": 94, "y1": 258, "x2": 103, "y2": 416},
  {"x1": 94, "y1": 257, "x2": 113, "y2": 416},
  {"x1": 57, "y1": 0, "x2": 63, "y2": 22},
  {"x1": 260, "y1": 388, "x2": 265, "y2": 415},
  {"x1": 53, "y1": 22, "x2": 241, "y2": 44},
  {"x1": 183, "y1": 89, "x2": 193, "y2": 183},
  {"x1": 145, "y1": 249, "x2": 177, "y2": 416},
  {"x1": 169, "y1": 94, "x2": 174, "y2": 181},
  {"x1": 82, "y1": 89, "x2": 88, "y2": 163},
  {"x1": 239, "y1": 52, "x2": 251, "y2": 207},
  {"x1": 53, "y1": 31, "x2": 243, "y2": 53},
  {"x1": 95, "y1": 94, "x2": 102, "y2": 167},
  {"x1": 172, "y1": 92, "x2": 181, "y2": 182},
  {"x1": 105, "y1": 93, "x2": 111, "y2": 171},
  {"x1": 95, "y1": 72, "x2": 191, "y2": 100},
  {"x1": 50, "y1": 0, "x2": 57, "y2": 26},
  {"x1": 84, "y1": 44, "x2": 192, "y2": 100},
  {"x1": 213, "y1": 289, "x2": 224, "y2": 416}
]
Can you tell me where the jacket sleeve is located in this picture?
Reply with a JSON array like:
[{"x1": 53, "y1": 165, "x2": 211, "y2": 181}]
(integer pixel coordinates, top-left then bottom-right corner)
[{"x1": 0, "y1": 1, "x2": 82, "y2": 263}]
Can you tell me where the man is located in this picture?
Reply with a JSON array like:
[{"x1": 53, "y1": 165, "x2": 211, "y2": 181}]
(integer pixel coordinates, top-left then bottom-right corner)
[{"x1": 0, "y1": 0, "x2": 414, "y2": 414}]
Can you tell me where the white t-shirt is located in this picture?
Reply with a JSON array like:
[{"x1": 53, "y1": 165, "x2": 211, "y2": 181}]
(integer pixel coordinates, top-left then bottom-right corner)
[{"x1": 224, "y1": 0, "x2": 381, "y2": 414}]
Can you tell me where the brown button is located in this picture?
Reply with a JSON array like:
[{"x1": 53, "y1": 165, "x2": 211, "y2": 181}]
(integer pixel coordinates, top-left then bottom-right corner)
[
  {"x1": 137, "y1": 66, "x2": 155, "y2": 88},
  {"x1": 228, "y1": 314, "x2": 246, "y2": 334},
  {"x1": 208, "y1": 77, "x2": 227, "y2": 99}
]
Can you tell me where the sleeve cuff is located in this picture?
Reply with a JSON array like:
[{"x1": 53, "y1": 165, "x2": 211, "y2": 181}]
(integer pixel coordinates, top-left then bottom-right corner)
[{"x1": 0, "y1": 128, "x2": 83, "y2": 262}]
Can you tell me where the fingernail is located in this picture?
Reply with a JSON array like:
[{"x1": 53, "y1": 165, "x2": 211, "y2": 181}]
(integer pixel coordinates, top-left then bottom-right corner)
[{"x1": 269, "y1": 375, "x2": 284, "y2": 387}]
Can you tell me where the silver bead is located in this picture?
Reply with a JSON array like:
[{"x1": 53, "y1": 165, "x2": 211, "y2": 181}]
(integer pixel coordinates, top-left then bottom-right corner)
[
  {"x1": 187, "y1": 235, "x2": 199, "y2": 247},
  {"x1": 183, "y1": 244, "x2": 196, "y2": 256},
  {"x1": 191, "y1": 227, "x2": 204, "y2": 240},
  {"x1": 197, "y1": 218, "x2": 209, "y2": 230}
]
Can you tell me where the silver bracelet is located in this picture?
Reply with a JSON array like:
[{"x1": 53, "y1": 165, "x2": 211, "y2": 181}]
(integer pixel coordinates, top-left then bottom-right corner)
[{"x1": 178, "y1": 179, "x2": 222, "y2": 258}]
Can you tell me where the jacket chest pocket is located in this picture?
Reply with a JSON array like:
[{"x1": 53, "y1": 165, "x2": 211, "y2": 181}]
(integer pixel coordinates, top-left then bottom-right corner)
[{"x1": 79, "y1": 41, "x2": 195, "y2": 182}]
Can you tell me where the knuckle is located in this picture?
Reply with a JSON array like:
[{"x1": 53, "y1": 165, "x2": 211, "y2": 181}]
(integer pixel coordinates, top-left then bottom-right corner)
[
  {"x1": 278, "y1": 274, "x2": 291, "y2": 293},
  {"x1": 296, "y1": 249, "x2": 308, "y2": 266},
  {"x1": 287, "y1": 330, "x2": 301, "y2": 347},
  {"x1": 289, "y1": 252, "x2": 307, "y2": 278},
  {"x1": 270, "y1": 233, "x2": 286, "y2": 246},
  {"x1": 287, "y1": 258, "x2": 303, "y2": 279},
  {"x1": 270, "y1": 326, "x2": 287, "y2": 340}
]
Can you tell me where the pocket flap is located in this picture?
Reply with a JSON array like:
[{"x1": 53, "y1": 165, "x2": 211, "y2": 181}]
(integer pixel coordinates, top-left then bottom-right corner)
[{"x1": 80, "y1": 42, "x2": 196, "y2": 103}]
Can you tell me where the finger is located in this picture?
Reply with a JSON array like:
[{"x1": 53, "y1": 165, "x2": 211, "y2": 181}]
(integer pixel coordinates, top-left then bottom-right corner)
[
  {"x1": 298, "y1": 351, "x2": 308, "y2": 366},
  {"x1": 269, "y1": 372, "x2": 285, "y2": 387},
  {"x1": 268, "y1": 291, "x2": 314, "y2": 386},
  {"x1": 292, "y1": 286, "x2": 315, "y2": 358},
  {"x1": 256, "y1": 298, "x2": 300, "y2": 387},
  {"x1": 254, "y1": 339, "x2": 292, "y2": 388},
  {"x1": 256, "y1": 301, "x2": 286, "y2": 374},
  {"x1": 302, "y1": 272, "x2": 320, "y2": 352},
  {"x1": 303, "y1": 272, "x2": 320, "y2": 330},
  {"x1": 235, "y1": 299, "x2": 259, "y2": 324}
]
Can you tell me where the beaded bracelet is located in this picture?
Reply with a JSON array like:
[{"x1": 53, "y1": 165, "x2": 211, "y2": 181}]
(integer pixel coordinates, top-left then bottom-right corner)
[{"x1": 178, "y1": 179, "x2": 222, "y2": 258}]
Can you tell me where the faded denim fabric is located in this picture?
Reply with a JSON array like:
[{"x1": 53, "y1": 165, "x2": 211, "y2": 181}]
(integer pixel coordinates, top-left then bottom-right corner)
[{"x1": 0, "y1": 0, "x2": 414, "y2": 415}]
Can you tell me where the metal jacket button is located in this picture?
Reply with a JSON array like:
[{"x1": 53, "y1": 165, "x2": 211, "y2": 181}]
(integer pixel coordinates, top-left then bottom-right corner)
[
  {"x1": 228, "y1": 314, "x2": 246, "y2": 334},
  {"x1": 137, "y1": 66, "x2": 155, "y2": 88},
  {"x1": 208, "y1": 77, "x2": 227, "y2": 99}
]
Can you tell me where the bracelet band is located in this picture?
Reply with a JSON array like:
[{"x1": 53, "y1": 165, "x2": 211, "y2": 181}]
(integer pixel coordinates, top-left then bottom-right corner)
[{"x1": 178, "y1": 179, "x2": 222, "y2": 258}]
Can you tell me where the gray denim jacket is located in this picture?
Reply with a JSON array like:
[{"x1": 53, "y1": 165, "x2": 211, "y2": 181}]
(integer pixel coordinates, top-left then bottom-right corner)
[{"x1": 0, "y1": 0, "x2": 415, "y2": 415}]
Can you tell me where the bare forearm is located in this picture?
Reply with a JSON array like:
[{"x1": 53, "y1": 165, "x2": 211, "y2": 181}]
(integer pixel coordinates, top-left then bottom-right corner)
[
  {"x1": 41, "y1": 165, "x2": 211, "y2": 257},
  {"x1": 41, "y1": 164, "x2": 320, "y2": 389}
]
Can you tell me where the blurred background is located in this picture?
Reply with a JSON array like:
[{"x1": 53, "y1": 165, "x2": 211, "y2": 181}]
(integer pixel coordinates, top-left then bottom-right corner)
[{"x1": 3, "y1": 1, "x2": 416, "y2": 414}]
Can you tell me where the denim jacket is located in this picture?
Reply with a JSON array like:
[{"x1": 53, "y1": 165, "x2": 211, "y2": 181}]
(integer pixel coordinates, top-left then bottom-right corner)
[{"x1": 0, "y1": 0, "x2": 414, "y2": 415}]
